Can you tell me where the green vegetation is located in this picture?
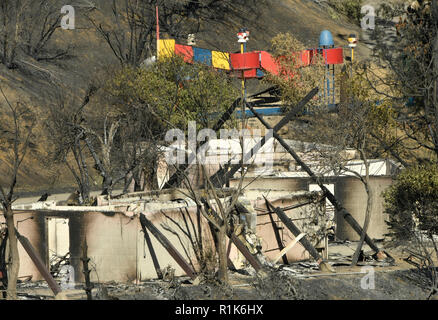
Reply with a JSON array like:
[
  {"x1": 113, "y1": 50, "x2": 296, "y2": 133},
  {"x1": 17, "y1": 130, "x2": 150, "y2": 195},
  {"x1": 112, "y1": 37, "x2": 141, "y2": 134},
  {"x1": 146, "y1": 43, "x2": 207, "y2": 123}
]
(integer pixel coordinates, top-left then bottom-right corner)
[
  {"x1": 383, "y1": 164, "x2": 438, "y2": 299},
  {"x1": 108, "y1": 55, "x2": 238, "y2": 130},
  {"x1": 384, "y1": 165, "x2": 438, "y2": 241}
]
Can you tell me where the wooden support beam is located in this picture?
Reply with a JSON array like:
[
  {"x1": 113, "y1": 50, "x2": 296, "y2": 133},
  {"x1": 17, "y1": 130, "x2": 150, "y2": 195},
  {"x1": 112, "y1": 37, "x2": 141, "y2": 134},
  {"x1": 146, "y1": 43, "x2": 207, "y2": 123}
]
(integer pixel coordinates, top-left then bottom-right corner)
[
  {"x1": 226, "y1": 239, "x2": 236, "y2": 271},
  {"x1": 201, "y1": 199, "x2": 263, "y2": 272},
  {"x1": 265, "y1": 198, "x2": 289, "y2": 265},
  {"x1": 264, "y1": 198, "x2": 323, "y2": 264},
  {"x1": 163, "y1": 97, "x2": 242, "y2": 188},
  {"x1": 229, "y1": 234, "x2": 263, "y2": 272},
  {"x1": 15, "y1": 230, "x2": 62, "y2": 296},
  {"x1": 140, "y1": 219, "x2": 163, "y2": 279},
  {"x1": 139, "y1": 213, "x2": 197, "y2": 280},
  {"x1": 273, "y1": 233, "x2": 306, "y2": 264},
  {"x1": 209, "y1": 87, "x2": 319, "y2": 187},
  {"x1": 248, "y1": 104, "x2": 383, "y2": 255}
]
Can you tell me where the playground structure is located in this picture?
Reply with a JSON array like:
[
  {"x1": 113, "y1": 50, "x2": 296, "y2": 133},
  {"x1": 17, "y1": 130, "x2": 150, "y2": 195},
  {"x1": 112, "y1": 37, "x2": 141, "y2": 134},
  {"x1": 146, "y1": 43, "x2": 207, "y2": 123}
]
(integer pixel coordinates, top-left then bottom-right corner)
[{"x1": 158, "y1": 30, "x2": 345, "y2": 115}]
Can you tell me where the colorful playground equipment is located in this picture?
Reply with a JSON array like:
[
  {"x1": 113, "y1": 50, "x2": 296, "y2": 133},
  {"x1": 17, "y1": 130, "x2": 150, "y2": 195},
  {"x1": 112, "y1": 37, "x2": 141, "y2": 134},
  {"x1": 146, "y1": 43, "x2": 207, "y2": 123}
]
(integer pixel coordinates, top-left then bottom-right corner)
[{"x1": 158, "y1": 30, "x2": 345, "y2": 114}]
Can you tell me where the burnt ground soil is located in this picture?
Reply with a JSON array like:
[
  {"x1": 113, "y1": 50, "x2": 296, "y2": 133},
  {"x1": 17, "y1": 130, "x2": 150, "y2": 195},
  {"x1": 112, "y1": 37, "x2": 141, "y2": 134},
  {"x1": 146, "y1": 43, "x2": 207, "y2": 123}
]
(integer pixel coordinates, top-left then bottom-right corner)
[
  {"x1": 17, "y1": 266, "x2": 434, "y2": 301},
  {"x1": 105, "y1": 269, "x2": 433, "y2": 300},
  {"x1": 15, "y1": 242, "x2": 437, "y2": 300}
]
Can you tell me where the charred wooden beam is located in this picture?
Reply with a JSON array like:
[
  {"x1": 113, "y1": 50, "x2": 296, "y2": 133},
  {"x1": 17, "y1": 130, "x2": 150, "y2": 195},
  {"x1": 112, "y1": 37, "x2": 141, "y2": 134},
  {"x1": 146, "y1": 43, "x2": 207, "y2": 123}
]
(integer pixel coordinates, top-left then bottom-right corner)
[
  {"x1": 209, "y1": 87, "x2": 319, "y2": 188},
  {"x1": 201, "y1": 199, "x2": 263, "y2": 272},
  {"x1": 248, "y1": 105, "x2": 383, "y2": 255},
  {"x1": 229, "y1": 234, "x2": 263, "y2": 272},
  {"x1": 264, "y1": 198, "x2": 289, "y2": 265},
  {"x1": 140, "y1": 219, "x2": 163, "y2": 279},
  {"x1": 15, "y1": 230, "x2": 61, "y2": 296},
  {"x1": 81, "y1": 239, "x2": 93, "y2": 300},
  {"x1": 264, "y1": 197, "x2": 323, "y2": 264},
  {"x1": 139, "y1": 213, "x2": 197, "y2": 279},
  {"x1": 226, "y1": 239, "x2": 236, "y2": 271},
  {"x1": 163, "y1": 97, "x2": 242, "y2": 188}
]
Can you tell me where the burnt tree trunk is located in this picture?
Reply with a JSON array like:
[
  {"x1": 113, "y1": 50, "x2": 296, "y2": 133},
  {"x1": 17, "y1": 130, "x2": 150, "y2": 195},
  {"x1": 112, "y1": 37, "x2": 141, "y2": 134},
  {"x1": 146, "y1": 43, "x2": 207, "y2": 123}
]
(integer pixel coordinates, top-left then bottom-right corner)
[
  {"x1": 351, "y1": 148, "x2": 374, "y2": 266},
  {"x1": 4, "y1": 205, "x2": 19, "y2": 300},
  {"x1": 216, "y1": 226, "x2": 228, "y2": 284}
]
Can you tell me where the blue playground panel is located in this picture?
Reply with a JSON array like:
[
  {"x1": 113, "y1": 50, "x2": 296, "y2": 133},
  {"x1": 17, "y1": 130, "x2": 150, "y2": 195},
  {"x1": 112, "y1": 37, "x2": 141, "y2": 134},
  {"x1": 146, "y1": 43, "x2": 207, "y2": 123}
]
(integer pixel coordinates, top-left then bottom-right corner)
[
  {"x1": 235, "y1": 107, "x2": 284, "y2": 118},
  {"x1": 193, "y1": 47, "x2": 212, "y2": 66},
  {"x1": 234, "y1": 104, "x2": 339, "y2": 118}
]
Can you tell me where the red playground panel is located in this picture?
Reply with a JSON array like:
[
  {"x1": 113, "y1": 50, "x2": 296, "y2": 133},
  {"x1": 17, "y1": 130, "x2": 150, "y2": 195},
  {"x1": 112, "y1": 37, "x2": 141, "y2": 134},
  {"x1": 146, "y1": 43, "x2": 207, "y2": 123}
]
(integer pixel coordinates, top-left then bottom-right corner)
[
  {"x1": 175, "y1": 44, "x2": 194, "y2": 63},
  {"x1": 259, "y1": 51, "x2": 279, "y2": 75},
  {"x1": 230, "y1": 52, "x2": 261, "y2": 70},
  {"x1": 299, "y1": 50, "x2": 312, "y2": 67},
  {"x1": 323, "y1": 48, "x2": 343, "y2": 64}
]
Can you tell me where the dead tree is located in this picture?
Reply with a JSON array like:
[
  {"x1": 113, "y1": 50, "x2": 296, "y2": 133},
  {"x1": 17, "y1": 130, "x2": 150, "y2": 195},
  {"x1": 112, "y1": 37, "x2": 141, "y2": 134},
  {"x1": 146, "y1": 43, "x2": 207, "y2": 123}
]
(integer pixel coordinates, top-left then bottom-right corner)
[
  {"x1": 45, "y1": 86, "x2": 98, "y2": 203},
  {"x1": 0, "y1": 0, "x2": 75, "y2": 68},
  {"x1": 368, "y1": 1, "x2": 438, "y2": 164},
  {"x1": 0, "y1": 87, "x2": 35, "y2": 299}
]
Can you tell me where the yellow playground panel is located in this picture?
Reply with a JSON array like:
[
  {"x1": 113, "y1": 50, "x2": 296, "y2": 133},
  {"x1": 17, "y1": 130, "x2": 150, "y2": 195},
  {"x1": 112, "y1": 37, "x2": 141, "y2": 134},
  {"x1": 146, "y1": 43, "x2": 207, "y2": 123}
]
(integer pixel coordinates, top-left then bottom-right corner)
[
  {"x1": 158, "y1": 39, "x2": 175, "y2": 58},
  {"x1": 212, "y1": 51, "x2": 230, "y2": 70}
]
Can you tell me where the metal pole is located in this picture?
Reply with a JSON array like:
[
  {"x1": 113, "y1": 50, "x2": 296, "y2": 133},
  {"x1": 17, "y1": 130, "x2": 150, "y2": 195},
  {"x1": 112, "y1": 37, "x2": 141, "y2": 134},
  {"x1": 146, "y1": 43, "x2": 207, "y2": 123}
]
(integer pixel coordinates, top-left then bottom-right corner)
[
  {"x1": 156, "y1": 5, "x2": 160, "y2": 59},
  {"x1": 241, "y1": 42, "x2": 245, "y2": 99},
  {"x1": 351, "y1": 47, "x2": 354, "y2": 78}
]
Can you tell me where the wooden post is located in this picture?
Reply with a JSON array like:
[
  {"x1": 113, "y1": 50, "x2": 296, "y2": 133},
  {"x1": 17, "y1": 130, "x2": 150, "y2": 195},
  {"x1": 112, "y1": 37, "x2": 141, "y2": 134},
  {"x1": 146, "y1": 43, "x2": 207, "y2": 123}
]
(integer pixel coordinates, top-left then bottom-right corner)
[{"x1": 273, "y1": 233, "x2": 306, "y2": 264}]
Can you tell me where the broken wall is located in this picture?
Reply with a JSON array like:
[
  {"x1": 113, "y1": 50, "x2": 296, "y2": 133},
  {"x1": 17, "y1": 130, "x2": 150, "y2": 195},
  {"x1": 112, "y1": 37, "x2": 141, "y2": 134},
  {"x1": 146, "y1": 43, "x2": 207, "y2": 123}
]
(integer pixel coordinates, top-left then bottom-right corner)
[
  {"x1": 3, "y1": 206, "x2": 218, "y2": 284},
  {"x1": 69, "y1": 211, "x2": 139, "y2": 283}
]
